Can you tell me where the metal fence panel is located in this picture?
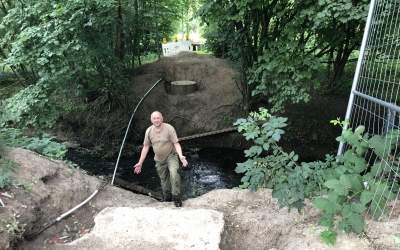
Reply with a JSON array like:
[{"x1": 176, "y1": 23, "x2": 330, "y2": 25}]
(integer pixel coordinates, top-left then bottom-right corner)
[{"x1": 339, "y1": 0, "x2": 400, "y2": 220}]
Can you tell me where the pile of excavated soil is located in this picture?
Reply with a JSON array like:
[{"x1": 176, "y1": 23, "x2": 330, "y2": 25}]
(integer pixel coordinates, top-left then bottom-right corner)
[
  {"x1": 56, "y1": 52, "x2": 245, "y2": 156},
  {"x1": 1, "y1": 148, "x2": 399, "y2": 250}
]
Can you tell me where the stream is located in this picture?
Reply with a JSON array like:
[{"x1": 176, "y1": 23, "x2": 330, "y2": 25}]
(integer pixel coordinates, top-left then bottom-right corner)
[{"x1": 66, "y1": 147, "x2": 243, "y2": 199}]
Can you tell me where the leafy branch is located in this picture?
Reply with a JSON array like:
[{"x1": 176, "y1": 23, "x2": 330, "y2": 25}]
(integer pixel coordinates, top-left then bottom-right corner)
[{"x1": 235, "y1": 110, "x2": 397, "y2": 245}]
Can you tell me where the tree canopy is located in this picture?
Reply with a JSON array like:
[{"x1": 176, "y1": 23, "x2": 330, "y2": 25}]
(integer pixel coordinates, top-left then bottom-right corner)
[
  {"x1": 0, "y1": 0, "x2": 369, "y2": 127},
  {"x1": 0, "y1": 0, "x2": 196, "y2": 128},
  {"x1": 199, "y1": 0, "x2": 369, "y2": 111}
]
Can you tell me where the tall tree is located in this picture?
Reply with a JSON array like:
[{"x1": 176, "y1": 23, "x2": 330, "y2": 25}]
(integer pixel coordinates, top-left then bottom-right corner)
[
  {"x1": 199, "y1": 0, "x2": 369, "y2": 110},
  {"x1": 0, "y1": 0, "x2": 185, "y2": 128}
]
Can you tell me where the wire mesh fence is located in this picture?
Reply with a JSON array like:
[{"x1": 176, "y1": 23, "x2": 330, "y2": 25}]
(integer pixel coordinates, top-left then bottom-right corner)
[{"x1": 340, "y1": 0, "x2": 400, "y2": 220}]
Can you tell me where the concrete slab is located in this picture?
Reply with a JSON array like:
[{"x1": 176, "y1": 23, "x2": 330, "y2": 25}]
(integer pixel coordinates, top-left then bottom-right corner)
[{"x1": 62, "y1": 207, "x2": 224, "y2": 250}]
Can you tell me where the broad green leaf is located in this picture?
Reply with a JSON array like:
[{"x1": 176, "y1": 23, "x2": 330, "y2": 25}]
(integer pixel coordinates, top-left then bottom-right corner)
[
  {"x1": 360, "y1": 191, "x2": 374, "y2": 205},
  {"x1": 348, "y1": 174, "x2": 363, "y2": 192},
  {"x1": 235, "y1": 162, "x2": 249, "y2": 173},
  {"x1": 339, "y1": 175, "x2": 352, "y2": 191},
  {"x1": 351, "y1": 202, "x2": 366, "y2": 214},
  {"x1": 271, "y1": 132, "x2": 281, "y2": 142},
  {"x1": 320, "y1": 230, "x2": 337, "y2": 245},
  {"x1": 313, "y1": 197, "x2": 335, "y2": 214},
  {"x1": 347, "y1": 213, "x2": 364, "y2": 234},
  {"x1": 369, "y1": 135, "x2": 388, "y2": 158},
  {"x1": 354, "y1": 126, "x2": 365, "y2": 135},
  {"x1": 325, "y1": 179, "x2": 347, "y2": 195}
]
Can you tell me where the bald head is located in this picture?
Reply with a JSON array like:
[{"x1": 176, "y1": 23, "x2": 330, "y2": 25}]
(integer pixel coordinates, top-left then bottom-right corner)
[
  {"x1": 151, "y1": 111, "x2": 163, "y2": 118},
  {"x1": 150, "y1": 111, "x2": 163, "y2": 127}
]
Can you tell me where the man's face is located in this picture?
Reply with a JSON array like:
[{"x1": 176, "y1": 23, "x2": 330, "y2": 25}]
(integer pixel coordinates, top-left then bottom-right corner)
[{"x1": 150, "y1": 112, "x2": 163, "y2": 127}]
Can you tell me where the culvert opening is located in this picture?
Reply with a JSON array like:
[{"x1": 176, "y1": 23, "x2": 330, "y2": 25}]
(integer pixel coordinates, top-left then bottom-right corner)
[{"x1": 164, "y1": 80, "x2": 199, "y2": 95}]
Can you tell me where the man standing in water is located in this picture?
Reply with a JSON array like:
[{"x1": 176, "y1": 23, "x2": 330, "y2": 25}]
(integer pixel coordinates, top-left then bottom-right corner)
[{"x1": 133, "y1": 111, "x2": 188, "y2": 207}]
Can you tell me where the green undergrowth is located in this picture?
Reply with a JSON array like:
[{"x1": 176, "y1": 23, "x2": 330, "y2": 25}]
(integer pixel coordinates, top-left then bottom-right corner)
[
  {"x1": 0, "y1": 127, "x2": 67, "y2": 160},
  {"x1": 235, "y1": 108, "x2": 398, "y2": 245},
  {"x1": 0, "y1": 158, "x2": 17, "y2": 189}
]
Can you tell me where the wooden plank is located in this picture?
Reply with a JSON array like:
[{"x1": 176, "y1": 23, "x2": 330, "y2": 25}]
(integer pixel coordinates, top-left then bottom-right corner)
[
  {"x1": 178, "y1": 127, "x2": 237, "y2": 141},
  {"x1": 114, "y1": 177, "x2": 163, "y2": 201}
]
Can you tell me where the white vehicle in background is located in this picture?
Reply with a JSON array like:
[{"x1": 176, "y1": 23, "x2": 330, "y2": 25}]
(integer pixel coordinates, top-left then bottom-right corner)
[{"x1": 161, "y1": 40, "x2": 202, "y2": 57}]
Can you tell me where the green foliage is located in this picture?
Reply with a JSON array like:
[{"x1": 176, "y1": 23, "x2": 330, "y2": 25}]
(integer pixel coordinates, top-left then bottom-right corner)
[
  {"x1": 235, "y1": 108, "x2": 335, "y2": 210},
  {"x1": 1, "y1": 0, "x2": 120, "y2": 85},
  {"x1": 249, "y1": 45, "x2": 317, "y2": 112},
  {"x1": 329, "y1": 117, "x2": 349, "y2": 127},
  {"x1": 0, "y1": 0, "x2": 118, "y2": 128},
  {"x1": 0, "y1": 83, "x2": 59, "y2": 128},
  {"x1": 273, "y1": 156, "x2": 336, "y2": 210},
  {"x1": 0, "y1": 73, "x2": 22, "y2": 100},
  {"x1": 313, "y1": 125, "x2": 396, "y2": 243},
  {"x1": 368, "y1": 129, "x2": 400, "y2": 159},
  {"x1": 320, "y1": 230, "x2": 337, "y2": 245},
  {"x1": 199, "y1": 0, "x2": 369, "y2": 105},
  {"x1": 234, "y1": 108, "x2": 290, "y2": 189},
  {"x1": 0, "y1": 0, "x2": 188, "y2": 129},
  {"x1": 0, "y1": 158, "x2": 17, "y2": 189},
  {"x1": 236, "y1": 110, "x2": 397, "y2": 244},
  {"x1": 0, "y1": 128, "x2": 67, "y2": 160}
]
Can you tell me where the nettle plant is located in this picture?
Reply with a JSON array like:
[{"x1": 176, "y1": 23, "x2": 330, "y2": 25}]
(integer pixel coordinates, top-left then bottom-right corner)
[
  {"x1": 314, "y1": 120, "x2": 397, "y2": 244},
  {"x1": 234, "y1": 108, "x2": 292, "y2": 190},
  {"x1": 0, "y1": 158, "x2": 17, "y2": 189},
  {"x1": 234, "y1": 108, "x2": 334, "y2": 209},
  {"x1": 235, "y1": 110, "x2": 397, "y2": 245}
]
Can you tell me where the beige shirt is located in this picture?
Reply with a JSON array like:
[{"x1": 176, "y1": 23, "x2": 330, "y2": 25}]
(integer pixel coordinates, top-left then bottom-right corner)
[{"x1": 144, "y1": 123, "x2": 179, "y2": 161}]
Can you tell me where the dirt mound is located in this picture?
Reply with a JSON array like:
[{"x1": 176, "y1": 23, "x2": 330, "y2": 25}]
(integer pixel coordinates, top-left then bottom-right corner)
[
  {"x1": 56, "y1": 52, "x2": 245, "y2": 156},
  {"x1": 130, "y1": 52, "x2": 245, "y2": 142},
  {"x1": 1, "y1": 147, "x2": 158, "y2": 249}
]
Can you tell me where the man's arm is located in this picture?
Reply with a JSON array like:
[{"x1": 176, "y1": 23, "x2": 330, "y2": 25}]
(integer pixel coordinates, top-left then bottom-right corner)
[
  {"x1": 133, "y1": 144, "x2": 150, "y2": 174},
  {"x1": 173, "y1": 142, "x2": 188, "y2": 167}
]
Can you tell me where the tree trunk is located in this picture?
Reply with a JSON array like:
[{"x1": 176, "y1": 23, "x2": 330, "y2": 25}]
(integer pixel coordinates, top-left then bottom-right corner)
[
  {"x1": 133, "y1": 0, "x2": 140, "y2": 65},
  {"x1": 329, "y1": 44, "x2": 352, "y2": 90},
  {"x1": 0, "y1": 0, "x2": 8, "y2": 14},
  {"x1": 115, "y1": 0, "x2": 125, "y2": 61}
]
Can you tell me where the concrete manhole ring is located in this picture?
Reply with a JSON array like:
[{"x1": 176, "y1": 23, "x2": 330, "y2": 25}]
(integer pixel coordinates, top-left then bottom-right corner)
[{"x1": 169, "y1": 80, "x2": 198, "y2": 95}]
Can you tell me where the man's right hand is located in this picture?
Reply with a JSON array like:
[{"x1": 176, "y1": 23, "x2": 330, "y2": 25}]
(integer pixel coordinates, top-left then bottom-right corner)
[{"x1": 133, "y1": 163, "x2": 142, "y2": 174}]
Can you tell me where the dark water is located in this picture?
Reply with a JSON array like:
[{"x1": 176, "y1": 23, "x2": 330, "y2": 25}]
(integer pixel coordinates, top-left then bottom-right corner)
[{"x1": 66, "y1": 147, "x2": 243, "y2": 199}]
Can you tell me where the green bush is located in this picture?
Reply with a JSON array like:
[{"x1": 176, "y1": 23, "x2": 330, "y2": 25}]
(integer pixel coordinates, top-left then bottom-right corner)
[
  {"x1": 0, "y1": 83, "x2": 60, "y2": 129},
  {"x1": 234, "y1": 108, "x2": 334, "y2": 210},
  {"x1": 0, "y1": 158, "x2": 16, "y2": 189},
  {"x1": 235, "y1": 111, "x2": 397, "y2": 244},
  {"x1": 314, "y1": 124, "x2": 397, "y2": 245},
  {"x1": 0, "y1": 128, "x2": 67, "y2": 160}
]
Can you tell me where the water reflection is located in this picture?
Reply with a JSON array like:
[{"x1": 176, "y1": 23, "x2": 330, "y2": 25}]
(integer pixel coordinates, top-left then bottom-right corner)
[{"x1": 66, "y1": 148, "x2": 243, "y2": 199}]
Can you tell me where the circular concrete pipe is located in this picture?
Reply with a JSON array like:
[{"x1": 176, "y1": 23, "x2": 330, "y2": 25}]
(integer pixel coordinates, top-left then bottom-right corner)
[{"x1": 168, "y1": 80, "x2": 199, "y2": 95}]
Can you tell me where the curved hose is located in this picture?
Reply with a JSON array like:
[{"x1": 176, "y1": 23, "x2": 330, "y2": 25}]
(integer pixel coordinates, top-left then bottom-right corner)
[
  {"x1": 111, "y1": 78, "x2": 163, "y2": 185},
  {"x1": 27, "y1": 78, "x2": 163, "y2": 239},
  {"x1": 55, "y1": 189, "x2": 99, "y2": 222}
]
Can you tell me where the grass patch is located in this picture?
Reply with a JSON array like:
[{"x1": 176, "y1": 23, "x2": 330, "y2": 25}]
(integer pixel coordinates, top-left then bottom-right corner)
[
  {"x1": 194, "y1": 49, "x2": 213, "y2": 55},
  {"x1": 0, "y1": 158, "x2": 17, "y2": 189},
  {"x1": 140, "y1": 52, "x2": 159, "y2": 65},
  {"x1": 0, "y1": 128, "x2": 67, "y2": 160}
]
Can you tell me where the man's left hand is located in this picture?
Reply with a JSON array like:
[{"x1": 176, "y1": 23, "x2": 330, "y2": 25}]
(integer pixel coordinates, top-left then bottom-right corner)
[{"x1": 180, "y1": 156, "x2": 188, "y2": 167}]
